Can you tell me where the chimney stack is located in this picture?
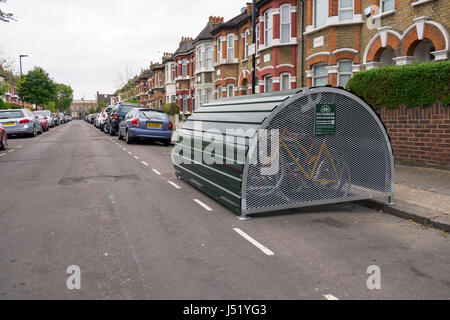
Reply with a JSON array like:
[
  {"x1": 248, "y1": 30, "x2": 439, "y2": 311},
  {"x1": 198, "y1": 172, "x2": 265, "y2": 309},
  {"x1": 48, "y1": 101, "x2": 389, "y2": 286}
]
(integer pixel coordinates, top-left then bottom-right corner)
[{"x1": 246, "y1": 3, "x2": 252, "y2": 15}]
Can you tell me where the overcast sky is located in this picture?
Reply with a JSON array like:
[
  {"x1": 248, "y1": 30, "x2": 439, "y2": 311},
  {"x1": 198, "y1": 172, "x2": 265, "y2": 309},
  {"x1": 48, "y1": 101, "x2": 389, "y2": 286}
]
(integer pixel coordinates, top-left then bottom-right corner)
[{"x1": 0, "y1": 0, "x2": 247, "y2": 100}]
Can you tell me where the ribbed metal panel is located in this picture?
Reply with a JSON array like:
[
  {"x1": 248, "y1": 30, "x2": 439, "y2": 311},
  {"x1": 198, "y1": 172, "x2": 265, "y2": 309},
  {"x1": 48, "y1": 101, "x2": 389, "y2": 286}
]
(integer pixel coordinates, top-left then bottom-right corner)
[{"x1": 172, "y1": 87, "x2": 394, "y2": 216}]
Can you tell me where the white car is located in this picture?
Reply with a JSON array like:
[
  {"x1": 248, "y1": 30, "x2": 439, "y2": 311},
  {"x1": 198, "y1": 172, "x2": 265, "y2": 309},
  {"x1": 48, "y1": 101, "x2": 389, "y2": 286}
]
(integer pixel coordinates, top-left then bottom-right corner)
[{"x1": 97, "y1": 106, "x2": 112, "y2": 130}]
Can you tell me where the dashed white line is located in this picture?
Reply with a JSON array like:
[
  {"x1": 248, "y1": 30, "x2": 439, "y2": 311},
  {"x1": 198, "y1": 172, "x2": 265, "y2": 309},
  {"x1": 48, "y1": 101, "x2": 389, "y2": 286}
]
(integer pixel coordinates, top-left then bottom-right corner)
[
  {"x1": 152, "y1": 169, "x2": 162, "y2": 175},
  {"x1": 323, "y1": 294, "x2": 339, "y2": 300},
  {"x1": 141, "y1": 161, "x2": 149, "y2": 166},
  {"x1": 17, "y1": 146, "x2": 22, "y2": 149},
  {"x1": 194, "y1": 199, "x2": 213, "y2": 212},
  {"x1": 133, "y1": 156, "x2": 139, "y2": 160},
  {"x1": 0, "y1": 153, "x2": 5, "y2": 157},
  {"x1": 128, "y1": 152, "x2": 133, "y2": 155},
  {"x1": 233, "y1": 228, "x2": 274, "y2": 256},
  {"x1": 168, "y1": 181, "x2": 181, "y2": 189},
  {"x1": 7, "y1": 150, "x2": 14, "y2": 153},
  {"x1": 122, "y1": 148, "x2": 127, "y2": 151}
]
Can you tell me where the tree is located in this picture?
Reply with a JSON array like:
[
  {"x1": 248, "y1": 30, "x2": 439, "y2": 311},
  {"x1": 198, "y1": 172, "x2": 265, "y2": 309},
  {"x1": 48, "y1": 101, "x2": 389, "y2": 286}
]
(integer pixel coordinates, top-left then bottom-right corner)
[
  {"x1": 97, "y1": 100, "x2": 106, "y2": 112},
  {"x1": 0, "y1": 0, "x2": 16, "y2": 22},
  {"x1": 18, "y1": 67, "x2": 56, "y2": 107},
  {"x1": 54, "y1": 83, "x2": 73, "y2": 112}
]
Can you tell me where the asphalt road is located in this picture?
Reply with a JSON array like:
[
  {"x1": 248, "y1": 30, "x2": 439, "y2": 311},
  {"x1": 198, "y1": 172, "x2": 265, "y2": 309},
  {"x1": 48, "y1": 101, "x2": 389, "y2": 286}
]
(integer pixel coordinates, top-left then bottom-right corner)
[{"x1": 0, "y1": 120, "x2": 449, "y2": 300}]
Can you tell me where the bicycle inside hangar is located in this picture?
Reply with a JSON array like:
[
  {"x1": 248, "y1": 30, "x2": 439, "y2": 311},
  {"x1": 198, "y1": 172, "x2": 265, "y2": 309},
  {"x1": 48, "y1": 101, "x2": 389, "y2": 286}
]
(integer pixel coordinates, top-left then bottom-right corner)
[{"x1": 172, "y1": 87, "x2": 394, "y2": 218}]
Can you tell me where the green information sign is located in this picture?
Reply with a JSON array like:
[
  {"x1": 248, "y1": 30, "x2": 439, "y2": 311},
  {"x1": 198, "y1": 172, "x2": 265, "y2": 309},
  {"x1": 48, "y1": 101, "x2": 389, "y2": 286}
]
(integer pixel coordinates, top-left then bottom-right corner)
[{"x1": 315, "y1": 104, "x2": 336, "y2": 136}]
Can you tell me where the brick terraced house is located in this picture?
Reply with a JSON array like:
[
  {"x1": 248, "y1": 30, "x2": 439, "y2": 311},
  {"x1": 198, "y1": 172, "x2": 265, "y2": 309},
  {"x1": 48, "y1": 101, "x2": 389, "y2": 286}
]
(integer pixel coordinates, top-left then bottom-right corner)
[
  {"x1": 303, "y1": 0, "x2": 449, "y2": 87},
  {"x1": 173, "y1": 37, "x2": 195, "y2": 113}
]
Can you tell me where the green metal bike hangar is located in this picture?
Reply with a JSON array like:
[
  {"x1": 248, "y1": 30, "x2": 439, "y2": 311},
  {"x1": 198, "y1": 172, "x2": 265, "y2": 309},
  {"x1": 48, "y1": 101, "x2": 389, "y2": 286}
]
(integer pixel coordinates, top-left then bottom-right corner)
[{"x1": 172, "y1": 87, "x2": 394, "y2": 217}]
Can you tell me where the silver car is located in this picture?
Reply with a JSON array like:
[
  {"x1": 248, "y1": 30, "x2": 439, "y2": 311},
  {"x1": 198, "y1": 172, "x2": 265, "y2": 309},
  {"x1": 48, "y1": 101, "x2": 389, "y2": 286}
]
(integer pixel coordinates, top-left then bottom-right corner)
[
  {"x1": 0, "y1": 109, "x2": 42, "y2": 137},
  {"x1": 34, "y1": 110, "x2": 54, "y2": 128}
]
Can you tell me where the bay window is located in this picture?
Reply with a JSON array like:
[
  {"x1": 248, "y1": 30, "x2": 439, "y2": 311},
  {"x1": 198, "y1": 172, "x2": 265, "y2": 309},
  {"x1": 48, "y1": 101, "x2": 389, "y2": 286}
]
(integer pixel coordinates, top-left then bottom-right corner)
[
  {"x1": 381, "y1": 0, "x2": 395, "y2": 12},
  {"x1": 227, "y1": 84, "x2": 234, "y2": 97},
  {"x1": 339, "y1": 0, "x2": 353, "y2": 21},
  {"x1": 280, "y1": 5, "x2": 291, "y2": 43},
  {"x1": 264, "y1": 75, "x2": 273, "y2": 93},
  {"x1": 182, "y1": 59, "x2": 188, "y2": 77},
  {"x1": 227, "y1": 34, "x2": 234, "y2": 61},
  {"x1": 264, "y1": 10, "x2": 273, "y2": 46},
  {"x1": 314, "y1": 0, "x2": 328, "y2": 28},
  {"x1": 206, "y1": 46, "x2": 213, "y2": 69},
  {"x1": 338, "y1": 60, "x2": 352, "y2": 88},
  {"x1": 313, "y1": 63, "x2": 328, "y2": 86},
  {"x1": 280, "y1": 73, "x2": 290, "y2": 91},
  {"x1": 244, "y1": 30, "x2": 249, "y2": 60}
]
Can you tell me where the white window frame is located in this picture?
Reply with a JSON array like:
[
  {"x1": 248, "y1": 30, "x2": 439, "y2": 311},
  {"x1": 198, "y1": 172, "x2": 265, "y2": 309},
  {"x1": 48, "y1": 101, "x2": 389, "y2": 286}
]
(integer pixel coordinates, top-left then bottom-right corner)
[
  {"x1": 217, "y1": 38, "x2": 222, "y2": 62},
  {"x1": 197, "y1": 89, "x2": 202, "y2": 108},
  {"x1": 227, "y1": 84, "x2": 234, "y2": 98},
  {"x1": 182, "y1": 94, "x2": 188, "y2": 112},
  {"x1": 217, "y1": 86, "x2": 222, "y2": 99},
  {"x1": 337, "y1": 60, "x2": 353, "y2": 87},
  {"x1": 206, "y1": 46, "x2": 213, "y2": 69},
  {"x1": 171, "y1": 63, "x2": 175, "y2": 81},
  {"x1": 182, "y1": 59, "x2": 188, "y2": 77},
  {"x1": 280, "y1": 4, "x2": 291, "y2": 44},
  {"x1": 244, "y1": 30, "x2": 249, "y2": 60},
  {"x1": 264, "y1": 75, "x2": 273, "y2": 93},
  {"x1": 314, "y1": 0, "x2": 329, "y2": 28},
  {"x1": 158, "y1": 72, "x2": 162, "y2": 87},
  {"x1": 381, "y1": 0, "x2": 395, "y2": 13},
  {"x1": 264, "y1": 10, "x2": 273, "y2": 46},
  {"x1": 196, "y1": 47, "x2": 202, "y2": 71},
  {"x1": 280, "y1": 73, "x2": 291, "y2": 91},
  {"x1": 205, "y1": 89, "x2": 212, "y2": 103},
  {"x1": 256, "y1": 23, "x2": 260, "y2": 54},
  {"x1": 313, "y1": 63, "x2": 328, "y2": 86},
  {"x1": 227, "y1": 34, "x2": 235, "y2": 62},
  {"x1": 339, "y1": 0, "x2": 354, "y2": 21}
]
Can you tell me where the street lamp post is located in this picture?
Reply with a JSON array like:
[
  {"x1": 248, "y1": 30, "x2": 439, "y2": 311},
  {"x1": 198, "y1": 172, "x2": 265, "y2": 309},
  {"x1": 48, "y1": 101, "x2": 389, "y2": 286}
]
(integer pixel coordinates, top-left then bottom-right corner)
[
  {"x1": 19, "y1": 55, "x2": 28, "y2": 108},
  {"x1": 251, "y1": 0, "x2": 256, "y2": 94}
]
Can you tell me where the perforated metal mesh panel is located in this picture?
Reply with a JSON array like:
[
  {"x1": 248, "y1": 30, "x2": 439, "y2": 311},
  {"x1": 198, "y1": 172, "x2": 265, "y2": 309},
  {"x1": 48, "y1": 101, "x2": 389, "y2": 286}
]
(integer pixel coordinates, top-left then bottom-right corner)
[{"x1": 243, "y1": 88, "x2": 393, "y2": 214}]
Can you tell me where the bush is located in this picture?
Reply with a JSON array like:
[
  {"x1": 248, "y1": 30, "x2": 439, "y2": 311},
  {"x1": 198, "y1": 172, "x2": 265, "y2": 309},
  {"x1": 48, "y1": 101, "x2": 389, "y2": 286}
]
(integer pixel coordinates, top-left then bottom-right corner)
[
  {"x1": 0, "y1": 98, "x2": 18, "y2": 109},
  {"x1": 346, "y1": 60, "x2": 450, "y2": 109},
  {"x1": 161, "y1": 102, "x2": 180, "y2": 116}
]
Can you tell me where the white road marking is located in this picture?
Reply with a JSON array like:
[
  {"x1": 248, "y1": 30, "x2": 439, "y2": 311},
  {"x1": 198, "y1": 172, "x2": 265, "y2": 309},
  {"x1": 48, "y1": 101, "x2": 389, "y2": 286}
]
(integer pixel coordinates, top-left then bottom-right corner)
[
  {"x1": 194, "y1": 199, "x2": 213, "y2": 212},
  {"x1": 0, "y1": 153, "x2": 5, "y2": 157},
  {"x1": 134, "y1": 156, "x2": 139, "y2": 160},
  {"x1": 122, "y1": 148, "x2": 127, "y2": 151},
  {"x1": 233, "y1": 228, "x2": 274, "y2": 256},
  {"x1": 128, "y1": 152, "x2": 133, "y2": 155},
  {"x1": 141, "y1": 161, "x2": 149, "y2": 166},
  {"x1": 17, "y1": 146, "x2": 22, "y2": 149},
  {"x1": 152, "y1": 169, "x2": 162, "y2": 175},
  {"x1": 323, "y1": 294, "x2": 339, "y2": 300},
  {"x1": 7, "y1": 150, "x2": 14, "y2": 153},
  {"x1": 168, "y1": 181, "x2": 181, "y2": 189}
]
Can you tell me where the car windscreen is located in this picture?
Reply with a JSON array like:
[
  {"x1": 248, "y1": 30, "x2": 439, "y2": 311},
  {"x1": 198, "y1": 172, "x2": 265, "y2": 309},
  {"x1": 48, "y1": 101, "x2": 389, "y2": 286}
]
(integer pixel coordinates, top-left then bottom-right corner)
[
  {"x1": 0, "y1": 110, "x2": 25, "y2": 119},
  {"x1": 33, "y1": 113, "x2": 45, "y2": 119},
  {"x1": 139, "y1": 111, "x2": 169, "y2": 120},
  {"x1": 118, "y1": 105, "x2": 138, "y2": 114}
]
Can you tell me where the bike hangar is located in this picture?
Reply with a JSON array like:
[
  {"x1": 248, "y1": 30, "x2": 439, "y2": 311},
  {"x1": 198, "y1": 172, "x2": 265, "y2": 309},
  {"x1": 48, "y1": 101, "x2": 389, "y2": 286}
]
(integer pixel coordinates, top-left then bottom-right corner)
[{"x1": 172, "y1": 86, "x2": 394, "y2": 218}]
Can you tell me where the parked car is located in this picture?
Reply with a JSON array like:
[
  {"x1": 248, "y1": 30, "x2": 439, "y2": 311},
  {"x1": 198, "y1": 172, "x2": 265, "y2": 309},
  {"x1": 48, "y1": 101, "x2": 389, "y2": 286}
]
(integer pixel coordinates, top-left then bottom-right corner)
[
  {"x1": 33, "y1": 112, "x2": 49, "y2": 132},
  {"x1": 0, "y1": 109, "x2": 42, "y2": 137},
  {"x1": 0, "y1": 125, "x2": 8, "y2": 150},
  {"x1": 97, "y1": 106, "x2": 112, "y2": 130},
  {"x1": 118, "y1": 108, "x2": 173, "y2": 145},
  {"x1": 59, "y1": 112, "x2": 66, "y2": 124},
  {"x1": 33, "y1": 110, "x2": 54, "y2": 128},
  {"x1": 52, "y1": 113, "x2": 60, "y2": 126},
  {"x1": 104, "y1": 103, "x2": 142, "y2": 136}
]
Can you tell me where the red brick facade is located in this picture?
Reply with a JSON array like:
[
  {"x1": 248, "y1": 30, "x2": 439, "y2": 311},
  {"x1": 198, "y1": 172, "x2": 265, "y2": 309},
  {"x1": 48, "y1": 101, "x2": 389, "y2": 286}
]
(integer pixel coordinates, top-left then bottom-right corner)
[{"x1": 379, "y1": 103, "x2": 450, "y2": 169}]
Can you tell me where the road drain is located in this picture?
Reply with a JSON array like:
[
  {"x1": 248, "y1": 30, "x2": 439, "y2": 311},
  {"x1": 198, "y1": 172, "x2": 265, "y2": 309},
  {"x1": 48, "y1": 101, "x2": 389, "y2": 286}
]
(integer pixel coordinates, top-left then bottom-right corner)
[{"x1": 59, "y1": 174, "x2": 140, "y2": 185}]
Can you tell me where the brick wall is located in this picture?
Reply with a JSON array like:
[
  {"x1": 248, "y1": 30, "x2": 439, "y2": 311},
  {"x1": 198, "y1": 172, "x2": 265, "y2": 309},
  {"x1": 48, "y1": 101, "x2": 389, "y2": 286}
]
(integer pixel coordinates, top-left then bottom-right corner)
[{"x1": 378, "y1": 103, "x2": 450, "y2": 168}]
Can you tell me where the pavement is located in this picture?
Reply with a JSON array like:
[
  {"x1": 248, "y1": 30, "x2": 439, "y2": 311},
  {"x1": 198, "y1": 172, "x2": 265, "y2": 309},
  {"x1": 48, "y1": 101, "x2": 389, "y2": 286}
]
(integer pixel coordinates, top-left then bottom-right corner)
[
  {"x1": 360, "y1": 165, "x2": 450, "y2": 232},
  {"x1": 0, "y1": 120, "x2": 449, "y2": 300}
]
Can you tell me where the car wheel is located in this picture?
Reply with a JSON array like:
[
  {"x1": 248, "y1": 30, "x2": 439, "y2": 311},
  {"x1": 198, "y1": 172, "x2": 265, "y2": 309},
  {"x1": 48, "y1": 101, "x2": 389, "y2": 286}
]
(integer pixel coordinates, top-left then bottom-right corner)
[
  {"x1": 30, "y1": 126, "x2": 37, "y2": 137},
  {"x1": 118, "y1": 129, "x2": 123, "y2": 140},
  {"x1": 0, "y1": 132, "x2": 5, "y2": 150},
  {"x1": 109, "y1": 126, "x2": 115, "y2": 136},
  {"x1": 126, "y1": 130, "x2": 133, "y2": 144}
]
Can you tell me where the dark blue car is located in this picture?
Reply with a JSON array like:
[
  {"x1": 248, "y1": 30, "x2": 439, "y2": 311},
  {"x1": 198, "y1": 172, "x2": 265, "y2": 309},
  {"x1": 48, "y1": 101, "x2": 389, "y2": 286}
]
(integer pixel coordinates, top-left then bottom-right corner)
[{"x1": 118, "y1": 108, "x2": 173, "y2": 145}]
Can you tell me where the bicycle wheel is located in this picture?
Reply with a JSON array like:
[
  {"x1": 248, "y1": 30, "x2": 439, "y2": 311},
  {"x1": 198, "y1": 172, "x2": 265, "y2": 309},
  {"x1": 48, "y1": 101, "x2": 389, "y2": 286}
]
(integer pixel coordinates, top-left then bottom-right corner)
[{"x1": 313, "y1": 148, "x2": 351, "y2": 199}]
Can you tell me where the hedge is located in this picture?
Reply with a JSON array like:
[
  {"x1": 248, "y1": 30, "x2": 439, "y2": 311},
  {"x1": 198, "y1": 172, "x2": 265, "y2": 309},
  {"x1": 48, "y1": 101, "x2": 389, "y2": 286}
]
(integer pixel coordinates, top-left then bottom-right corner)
[{"x1": 346, "y1": 60, "x2": 450, "y2": 109}]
